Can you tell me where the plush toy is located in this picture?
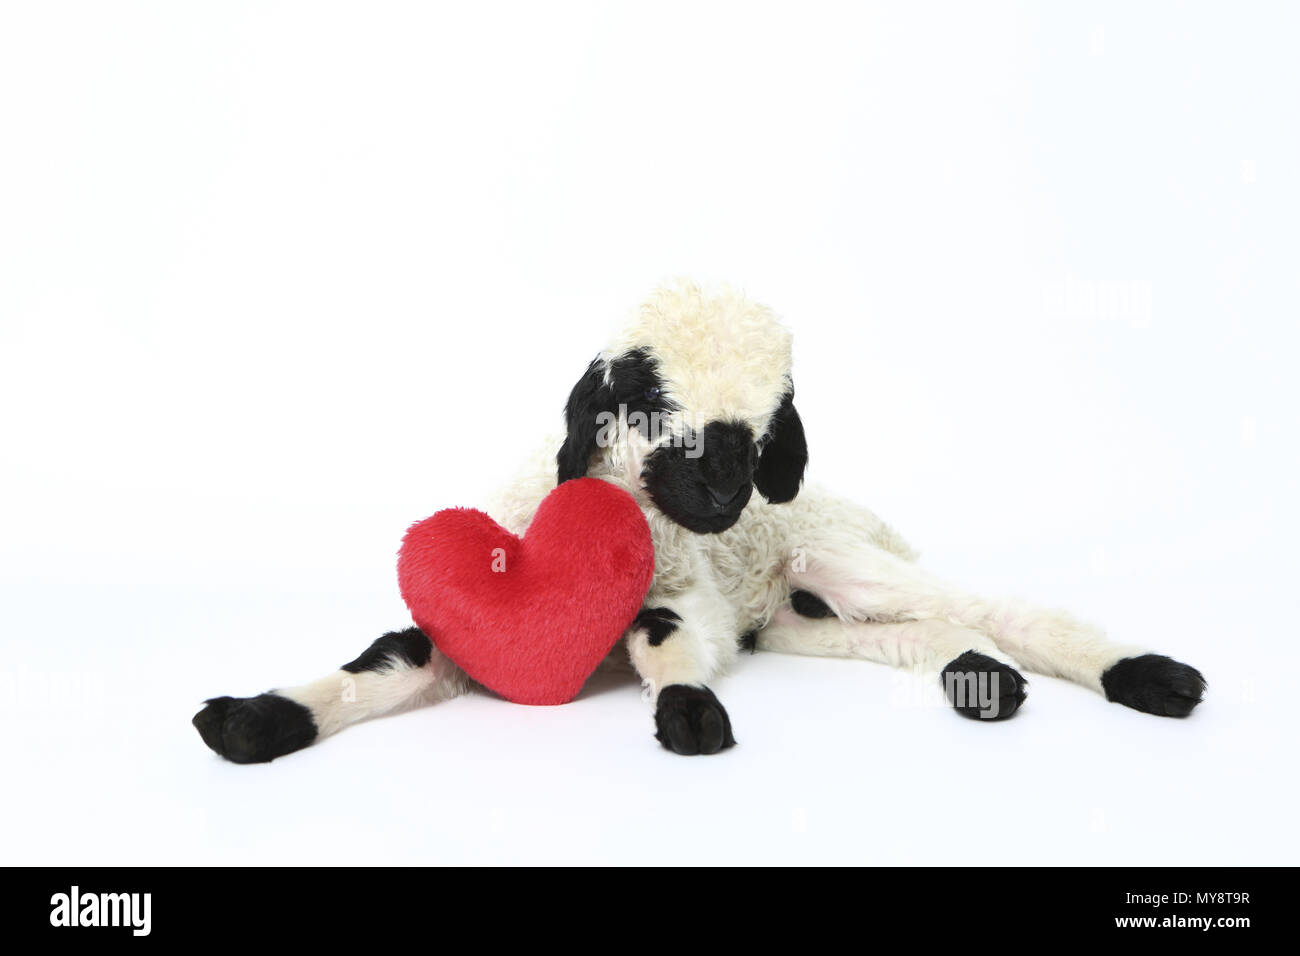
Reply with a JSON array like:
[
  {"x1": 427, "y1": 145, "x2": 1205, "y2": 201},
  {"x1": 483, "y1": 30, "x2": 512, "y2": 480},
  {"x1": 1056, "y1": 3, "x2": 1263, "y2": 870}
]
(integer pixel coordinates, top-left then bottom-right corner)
[{"x1": 397, "y1": 477, "x2": 655, "y2": 705}]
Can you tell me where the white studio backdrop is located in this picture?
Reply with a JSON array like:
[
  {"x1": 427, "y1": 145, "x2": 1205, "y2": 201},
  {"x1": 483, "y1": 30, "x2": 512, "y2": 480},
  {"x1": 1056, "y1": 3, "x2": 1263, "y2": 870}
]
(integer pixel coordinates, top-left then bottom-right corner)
[{"x1": 1, "y1": 1, "x2": 1297, "y2": 865}]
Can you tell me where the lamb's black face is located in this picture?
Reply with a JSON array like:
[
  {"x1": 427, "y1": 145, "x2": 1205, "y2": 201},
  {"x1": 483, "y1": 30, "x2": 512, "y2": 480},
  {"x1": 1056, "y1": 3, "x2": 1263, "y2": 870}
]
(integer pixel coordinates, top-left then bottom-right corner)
[
  {"x1": 641, "y1": 422, "x2": 758, "y2": 534},
  {"x1": 556, "y1": 346, "x2": 809, "y2": 534}
]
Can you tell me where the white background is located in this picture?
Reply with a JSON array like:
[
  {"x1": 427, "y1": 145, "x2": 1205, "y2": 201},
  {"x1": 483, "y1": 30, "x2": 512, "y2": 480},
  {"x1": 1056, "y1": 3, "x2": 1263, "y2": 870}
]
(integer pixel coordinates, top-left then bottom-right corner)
[{"x1": 2, "y1": 1, "x2": 1297, "y2": 865}]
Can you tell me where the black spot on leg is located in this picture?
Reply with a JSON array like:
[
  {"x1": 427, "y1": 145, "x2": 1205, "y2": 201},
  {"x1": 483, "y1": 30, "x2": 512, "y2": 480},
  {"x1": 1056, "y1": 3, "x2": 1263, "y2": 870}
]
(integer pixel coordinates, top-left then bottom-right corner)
[
  {"x1": 738, "y1": 627, "x2": 759, "y2": 653},
  {"x1": 790, "y1": 589, "x2": 835, "y2": 618},
  {"x1": 633, "y1": 607, "x2": 681, "y2": 647},
  {"x1": 341, "y1": 627, "x2": 433, "y2": 674}
]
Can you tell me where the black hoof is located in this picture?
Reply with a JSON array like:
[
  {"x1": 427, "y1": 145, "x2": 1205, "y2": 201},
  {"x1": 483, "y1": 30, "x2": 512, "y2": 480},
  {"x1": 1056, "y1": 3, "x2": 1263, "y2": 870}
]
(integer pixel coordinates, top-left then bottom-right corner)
[
  {"x1": 1102, "y1": 654, "x2": 1206, "y2": 717},
  {"x1": 193, "y1": 694, "x2": 318, "y2": 764},
  {"x1": 940, "y1": 651, "x2": 1027, "y2": 720},
  {"x1": 654, "y1": 685, "x2": 736, "y2": 755}
]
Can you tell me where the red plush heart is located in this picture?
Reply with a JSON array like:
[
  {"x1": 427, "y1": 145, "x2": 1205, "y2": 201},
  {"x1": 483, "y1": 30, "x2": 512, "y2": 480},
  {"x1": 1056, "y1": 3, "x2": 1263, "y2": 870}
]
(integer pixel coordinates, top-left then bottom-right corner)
[{"x1": 397, "y1": 478, "x2": 655, "y2": 705}]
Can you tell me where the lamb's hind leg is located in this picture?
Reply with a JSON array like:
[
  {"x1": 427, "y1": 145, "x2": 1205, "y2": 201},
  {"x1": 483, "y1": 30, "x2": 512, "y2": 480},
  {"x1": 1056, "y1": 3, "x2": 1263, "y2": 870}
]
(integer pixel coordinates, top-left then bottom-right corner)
[
  {"x1": 969, "y1": 598, "x2": 1206, "y2": 717},
  {"x1": 760, "y1": 601, "x2": 1028, "y2": 720},
  {"x1": 193, "y1": 627, "x2": 470, "y2": 763},
  {"x1": 790, "y1": 542, "x2": 1206, "y2": 717}
]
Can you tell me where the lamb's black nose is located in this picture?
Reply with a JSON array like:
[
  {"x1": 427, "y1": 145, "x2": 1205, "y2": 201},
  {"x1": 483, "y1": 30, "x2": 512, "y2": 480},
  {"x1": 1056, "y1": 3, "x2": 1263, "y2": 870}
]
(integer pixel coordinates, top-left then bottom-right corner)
[{"x1": 706, "y1": 483, "x2": 742, "y2": 508}]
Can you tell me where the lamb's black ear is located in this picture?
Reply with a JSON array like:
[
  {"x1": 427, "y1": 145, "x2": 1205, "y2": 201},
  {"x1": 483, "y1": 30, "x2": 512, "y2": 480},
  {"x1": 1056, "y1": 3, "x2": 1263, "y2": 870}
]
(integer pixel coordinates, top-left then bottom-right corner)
[
  {"x1": 754, "y1": 389, "x2": 807, "y2": 503},
  {"x1": 556, "y1": 357, "x2": 611, "y2": 484}
]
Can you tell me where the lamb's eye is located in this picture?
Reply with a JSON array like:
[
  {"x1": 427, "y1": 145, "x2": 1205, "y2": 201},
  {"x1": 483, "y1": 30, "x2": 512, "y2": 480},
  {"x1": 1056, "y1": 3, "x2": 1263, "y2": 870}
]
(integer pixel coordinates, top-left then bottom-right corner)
[{"x1": 644, "y1": 386, "x2": 661, "y2": 401}]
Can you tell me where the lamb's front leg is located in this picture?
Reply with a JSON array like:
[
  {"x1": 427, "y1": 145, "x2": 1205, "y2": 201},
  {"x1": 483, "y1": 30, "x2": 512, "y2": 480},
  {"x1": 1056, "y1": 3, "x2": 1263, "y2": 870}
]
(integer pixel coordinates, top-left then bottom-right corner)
[
  {"x1": 193, "y1": 627, "x2": 470, "y2": 763},
  {"x1": 626, "y1": 579, "x2": 740, "y2": 756}
]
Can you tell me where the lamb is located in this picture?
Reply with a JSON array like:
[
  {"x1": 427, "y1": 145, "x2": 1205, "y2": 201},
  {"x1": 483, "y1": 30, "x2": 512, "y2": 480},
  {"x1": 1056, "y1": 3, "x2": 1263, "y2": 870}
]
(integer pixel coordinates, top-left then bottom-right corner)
[{"x1": 193, "y1": 280, "x2": 1206, "y2": 762}]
